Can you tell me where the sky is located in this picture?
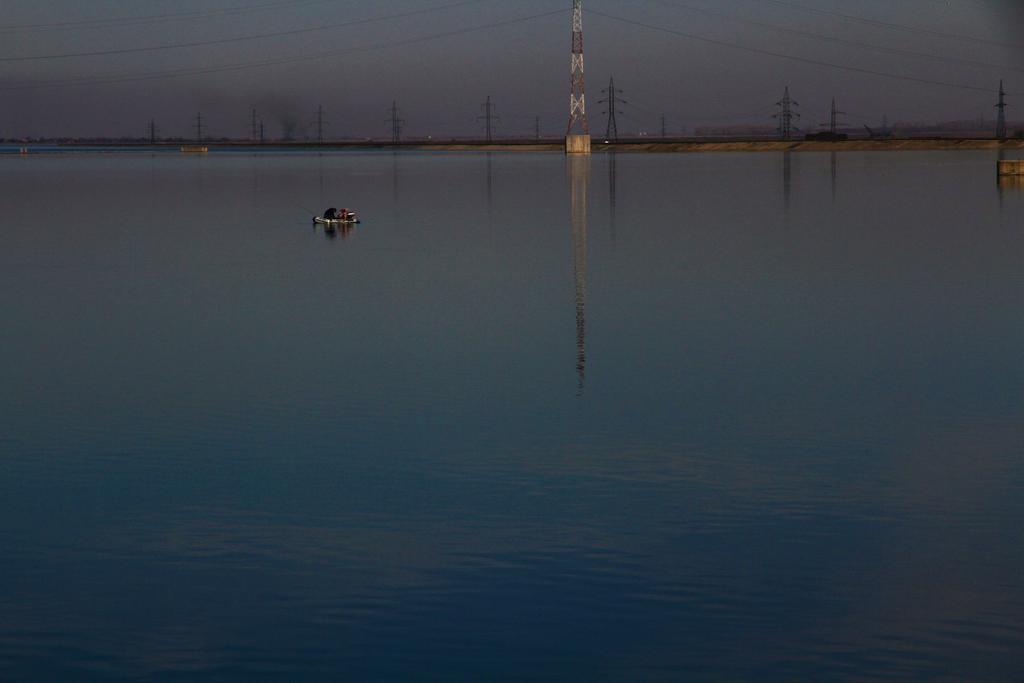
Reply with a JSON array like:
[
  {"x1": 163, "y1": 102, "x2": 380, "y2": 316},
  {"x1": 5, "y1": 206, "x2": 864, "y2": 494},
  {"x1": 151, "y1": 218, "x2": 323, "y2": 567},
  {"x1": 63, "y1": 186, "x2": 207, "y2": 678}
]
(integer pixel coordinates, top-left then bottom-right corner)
[{"x1": 0, "y1": 0, "x2": 1021, "y2": 139}]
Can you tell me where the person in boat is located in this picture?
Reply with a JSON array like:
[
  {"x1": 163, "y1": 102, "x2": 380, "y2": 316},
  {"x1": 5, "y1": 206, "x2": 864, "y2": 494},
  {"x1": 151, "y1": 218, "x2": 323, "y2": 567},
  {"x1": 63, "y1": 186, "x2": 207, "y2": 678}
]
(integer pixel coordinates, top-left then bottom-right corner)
[
  {"x1": 323, "y1": 207, "x2": 339, "y2": 220},
  {"x1": 339, "y1": 208, "x2": 352, "y2": 221}
]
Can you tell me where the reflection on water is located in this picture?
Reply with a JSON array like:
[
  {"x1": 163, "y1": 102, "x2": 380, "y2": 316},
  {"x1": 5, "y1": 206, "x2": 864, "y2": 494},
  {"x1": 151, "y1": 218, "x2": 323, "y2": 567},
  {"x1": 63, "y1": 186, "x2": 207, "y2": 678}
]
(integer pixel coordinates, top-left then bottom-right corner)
[
  {"x1": 783, "y1": 151, "x2": 792, "y2": 211},
  {"x1": 318, "y1": 152, "x2": 325, "y2": 208},
  {"x1": 608, "y1": 150, "x2": 618, "y2": 246},
  {"x1": 569, "y1": 155, "x2": 588, "y2": 395},
  {"x1": 392, "y1": 150, "x2": 399, "y2": 201},
  {"x1": 997, "y1": 160, "x2": 1024, "y2": 209},
  {"x1": 998, "y1": 174, "x2": 1024, "y2": 191},
  {"x1": 1, "y1": 150, "x2": 1023, "y2": 681},
  {"x1": 317, "y1": 221, "x2": 355, "y2": 240},
  {"x1": 830, "y1": 151, "x2": 837, "y2": 202},
  {"x1": 486, "y1": 151, "x2": 494, "y2": 209}
]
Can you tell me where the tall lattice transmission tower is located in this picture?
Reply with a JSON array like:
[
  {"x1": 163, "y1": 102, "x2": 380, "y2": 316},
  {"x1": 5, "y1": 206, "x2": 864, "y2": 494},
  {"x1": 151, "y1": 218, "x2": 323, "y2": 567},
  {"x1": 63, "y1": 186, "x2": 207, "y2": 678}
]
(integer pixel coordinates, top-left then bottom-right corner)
[
  {"x1": 565, "y1": 0, "x2": 590, "y2": 154},
  {"x1": 996, "y1": 80, "x2": 1008, "y2": 140},
  {"x1": 599, "y1": 77, "x2": 624, "y2": 142},
  {"x1": 774, "y1": 86, "x2": 800, "y2": 139}
]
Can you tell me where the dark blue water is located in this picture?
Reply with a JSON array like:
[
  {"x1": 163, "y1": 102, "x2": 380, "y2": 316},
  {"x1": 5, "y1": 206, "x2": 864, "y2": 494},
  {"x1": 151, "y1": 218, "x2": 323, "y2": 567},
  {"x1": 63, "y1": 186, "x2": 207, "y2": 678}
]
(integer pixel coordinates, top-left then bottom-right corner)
[{"x1": 1, "y1": 150, "x2": 1023, "y2": 681}]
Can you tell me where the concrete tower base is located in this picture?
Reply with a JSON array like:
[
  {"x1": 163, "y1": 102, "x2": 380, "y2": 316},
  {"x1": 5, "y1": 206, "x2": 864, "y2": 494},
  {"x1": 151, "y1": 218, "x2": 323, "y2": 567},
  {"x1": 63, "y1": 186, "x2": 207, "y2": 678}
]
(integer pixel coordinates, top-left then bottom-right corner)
[{"x1": 566, "y1": 135, "x2": 592, "y2": 154}]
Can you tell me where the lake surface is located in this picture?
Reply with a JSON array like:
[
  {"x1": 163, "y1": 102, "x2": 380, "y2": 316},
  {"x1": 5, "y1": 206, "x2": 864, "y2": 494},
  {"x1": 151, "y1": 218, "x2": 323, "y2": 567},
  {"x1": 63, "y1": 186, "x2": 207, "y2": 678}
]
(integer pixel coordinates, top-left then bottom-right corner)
[{"x1": 1, "y1": 149, "x2": 1023, "y2": 681}]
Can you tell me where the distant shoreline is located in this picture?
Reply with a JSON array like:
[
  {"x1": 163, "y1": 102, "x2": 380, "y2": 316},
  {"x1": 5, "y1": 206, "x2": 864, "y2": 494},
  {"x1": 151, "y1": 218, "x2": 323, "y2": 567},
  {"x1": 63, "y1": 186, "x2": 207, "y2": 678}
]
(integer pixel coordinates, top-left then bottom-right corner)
[{"x1": 4, "y1": 138, "x2": 1024, "y2": 154}]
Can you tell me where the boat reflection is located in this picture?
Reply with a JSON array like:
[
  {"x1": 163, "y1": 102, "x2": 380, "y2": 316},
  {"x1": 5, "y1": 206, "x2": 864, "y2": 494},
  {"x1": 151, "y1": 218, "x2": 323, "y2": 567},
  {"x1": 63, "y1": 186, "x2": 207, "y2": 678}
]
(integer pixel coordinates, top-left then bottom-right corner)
[{"x1": 316, "y1": 222, "x2": 355, "y2": 240}]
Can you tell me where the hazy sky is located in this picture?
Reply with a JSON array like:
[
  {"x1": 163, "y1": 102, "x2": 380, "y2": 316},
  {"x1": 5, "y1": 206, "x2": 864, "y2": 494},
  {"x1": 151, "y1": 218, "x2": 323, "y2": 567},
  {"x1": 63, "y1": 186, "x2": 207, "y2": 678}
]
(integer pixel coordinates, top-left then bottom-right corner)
[{"x1": 0, "y1": 0, "x2": 1021, "y2": 138}]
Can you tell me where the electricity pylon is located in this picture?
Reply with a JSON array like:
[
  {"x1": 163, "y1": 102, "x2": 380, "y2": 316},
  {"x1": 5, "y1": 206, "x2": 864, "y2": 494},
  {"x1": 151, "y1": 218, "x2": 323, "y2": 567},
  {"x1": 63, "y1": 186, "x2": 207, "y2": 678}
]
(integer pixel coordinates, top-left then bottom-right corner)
[
  {"x1": 478, "y1": 96, "x2": 500, "y2": 142},
  {"x1": 599, "y1": 77, "x2": 625, "y2": 141},
  {"x1": 774, "y1": 86, "x2": 800, "y2": 139},
  {"x1": 315, "y1": 104, "x2": 327, "y2": 144},
  {"x1": 996, "y1": 80, "x2": 1008, "y2": 140},
  {"x1": 387, "y1": 101, "x2": 405, "y2": 143},
  {"x1": 566, "y1": 0, "x2": 589, "y2": 140},
  {"x1": 823, "y1": 97, "x2": 846, "y2": 134}
]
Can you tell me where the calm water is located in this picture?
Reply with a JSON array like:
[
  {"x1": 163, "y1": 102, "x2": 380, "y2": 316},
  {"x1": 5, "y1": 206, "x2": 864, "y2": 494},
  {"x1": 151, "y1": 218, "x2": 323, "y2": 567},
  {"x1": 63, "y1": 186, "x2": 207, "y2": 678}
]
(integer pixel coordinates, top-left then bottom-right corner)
[{"x1": 1, "y1": 150, "x2": 1023, "y2": 681}]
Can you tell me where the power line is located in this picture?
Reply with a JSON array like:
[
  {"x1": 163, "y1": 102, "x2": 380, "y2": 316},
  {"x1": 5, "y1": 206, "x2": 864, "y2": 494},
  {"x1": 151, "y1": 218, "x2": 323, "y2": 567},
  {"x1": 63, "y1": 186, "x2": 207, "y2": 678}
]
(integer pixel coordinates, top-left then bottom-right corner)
[
  {"x1": 587, "y1": 9, "x2": 1021, "y2": 96},
  {"x1": 0, "y1": 0, "x2": 492, "y2": 62},
  {"x1": 761, "y1": 0, "x2": 1024, "y2": 51},
  {"x1": 0, "y1": 0, "x2": 332, "y2": 34},
  {"x1": 652, "y1": 0, "x2": 1024, "y2": 75},
  {"x1": 0, "y1": 9, "x2": 568, "y2": 91},
  {"x1": 624, "y1": 92, "x2": 778, "y2": 129}
]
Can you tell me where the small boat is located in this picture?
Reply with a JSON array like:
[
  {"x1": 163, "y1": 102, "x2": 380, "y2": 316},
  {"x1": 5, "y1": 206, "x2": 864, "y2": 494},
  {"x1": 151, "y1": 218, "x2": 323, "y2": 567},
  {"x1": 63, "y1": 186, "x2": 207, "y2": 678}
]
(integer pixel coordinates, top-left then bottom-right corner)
[{"x1": 314, "y1": 215, "x2": 360, "y2": 226}]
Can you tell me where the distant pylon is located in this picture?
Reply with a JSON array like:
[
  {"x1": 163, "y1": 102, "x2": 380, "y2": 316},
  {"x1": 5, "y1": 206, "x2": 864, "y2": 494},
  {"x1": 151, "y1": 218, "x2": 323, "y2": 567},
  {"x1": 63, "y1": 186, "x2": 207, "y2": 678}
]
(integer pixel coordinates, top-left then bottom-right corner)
[
  {"x1": 566, "y1": 0, "x2": 589, "y2": 137},
  {"x1": 315, "y1": 104, "x2": 327, "y2": 144},
  {"x1": 599, "y1": 77, "x2": 624, "y2": 141},
  {"x1": 478, "y1": 96, "x2": 500, "y2": 142},
  {"x1": 386, "y1": 101, "x2": 405, "y2": 144},
  {"x1": 824, "y1": 97, "x2": 846, "y2": 134},
  {"x1": 251, "y1": 108, "x2": 258, "y2": 141},
  {"x1": 147, "y1": 119, "x2": 158, "y2": 144},
  {"x1": 259, "y1": 120, "x2": 265, "y2": 144},
  {"x1": 774, "y1": 86, "x2": 801, "y2": 139},
  {"x1": 996, "y1": 80, "x2": 1008, "y2": 140},
  {"x1": 194, "y1": 112, "x2": 205, "y2": 142}
]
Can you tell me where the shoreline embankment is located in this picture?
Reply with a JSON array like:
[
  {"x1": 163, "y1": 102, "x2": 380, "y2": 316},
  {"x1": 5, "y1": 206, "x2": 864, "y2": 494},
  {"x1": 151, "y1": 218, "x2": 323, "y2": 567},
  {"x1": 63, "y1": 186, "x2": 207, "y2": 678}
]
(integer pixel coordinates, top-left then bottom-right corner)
[{"x1": 5, "y1": 138, "x2": 1024, "y2": 155}]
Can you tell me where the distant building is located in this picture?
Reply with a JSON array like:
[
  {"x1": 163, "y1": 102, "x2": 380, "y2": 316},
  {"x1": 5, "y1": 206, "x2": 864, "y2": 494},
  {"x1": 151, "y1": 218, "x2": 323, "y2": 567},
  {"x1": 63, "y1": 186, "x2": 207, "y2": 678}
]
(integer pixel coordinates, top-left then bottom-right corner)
[{"x1": 805, "y1": 131, "x2": 848, "y2": 142}]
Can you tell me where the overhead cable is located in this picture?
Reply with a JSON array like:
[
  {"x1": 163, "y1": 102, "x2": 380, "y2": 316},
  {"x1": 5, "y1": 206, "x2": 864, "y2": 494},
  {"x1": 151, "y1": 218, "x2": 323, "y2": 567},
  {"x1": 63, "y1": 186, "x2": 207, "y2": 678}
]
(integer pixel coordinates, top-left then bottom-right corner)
[{"x1": 588, "y1": 8, "x2": 1019, "y2": 96}]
